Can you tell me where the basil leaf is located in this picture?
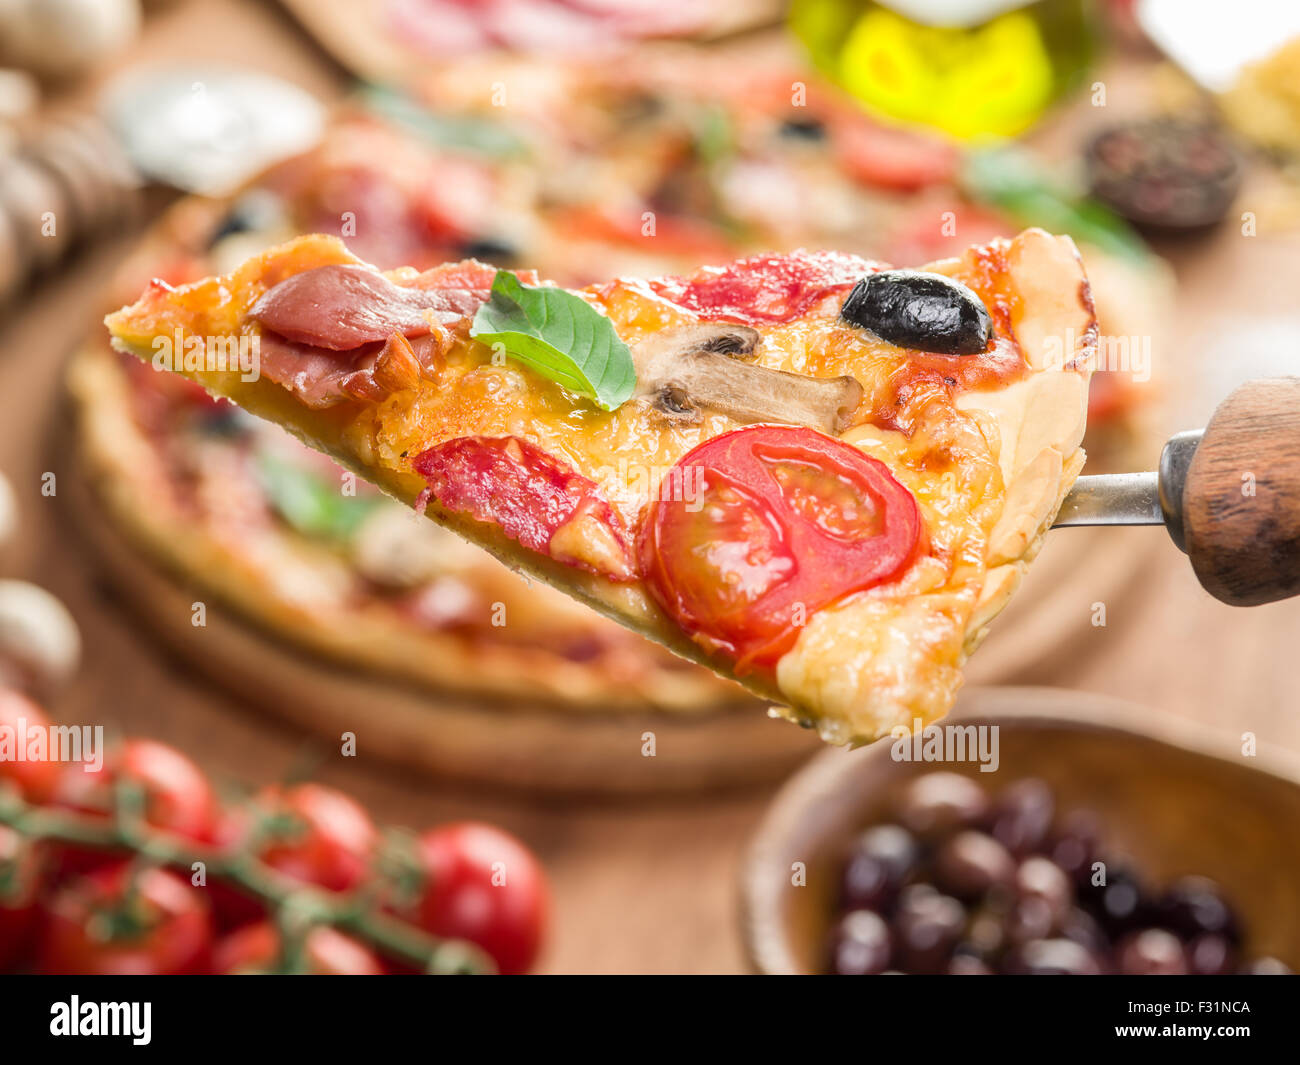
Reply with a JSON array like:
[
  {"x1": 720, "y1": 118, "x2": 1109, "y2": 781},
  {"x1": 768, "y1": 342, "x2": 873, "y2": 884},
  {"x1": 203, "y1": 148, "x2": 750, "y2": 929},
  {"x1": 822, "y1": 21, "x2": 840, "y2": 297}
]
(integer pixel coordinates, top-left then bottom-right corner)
[
  {"x1": 962, "y1": 148, "x2": 1148, "y2": 263},
  {"x1": 358, "y1": 85, "x2": 528, "y2": 159},
  {"x1": 469, "y1": 271, "x2": 637, "y2": 412},
  {"x1": 691, "y1": 103, "x2": 734, "y2": 166},
  {"x1": 256, "y1": 452, "x2": 380, "y2": 542}
]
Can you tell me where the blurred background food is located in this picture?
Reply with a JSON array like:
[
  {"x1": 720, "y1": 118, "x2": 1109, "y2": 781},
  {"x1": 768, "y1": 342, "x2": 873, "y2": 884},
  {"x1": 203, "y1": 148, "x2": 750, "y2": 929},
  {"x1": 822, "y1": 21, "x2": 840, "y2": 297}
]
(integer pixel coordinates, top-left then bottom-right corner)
[{"x1": 0, "y1": 0, "x2": 1298, "y2": 971}]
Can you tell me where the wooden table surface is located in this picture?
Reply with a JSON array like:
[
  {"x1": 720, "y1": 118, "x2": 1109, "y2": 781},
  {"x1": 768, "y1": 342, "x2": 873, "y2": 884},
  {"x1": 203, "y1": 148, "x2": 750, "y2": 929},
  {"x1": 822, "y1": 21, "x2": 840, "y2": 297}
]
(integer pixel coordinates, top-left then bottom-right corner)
[{"x1": 1, "y1": 0, "x2": 1297, "y2": 974}]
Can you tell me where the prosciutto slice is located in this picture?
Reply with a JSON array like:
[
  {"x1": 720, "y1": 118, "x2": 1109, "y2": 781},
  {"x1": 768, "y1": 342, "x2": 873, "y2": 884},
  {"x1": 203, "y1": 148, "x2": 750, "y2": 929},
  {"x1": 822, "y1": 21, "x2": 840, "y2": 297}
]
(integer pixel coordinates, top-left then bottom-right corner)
[
  {"x1": 257, "y1": 331, "x2": 443, "y2": 410},
  {"x1": 247, "y1": 260, "x2": 502, "y2": 407},
  {"x1": 249, "y1": 263, "x2": 481, "y2": 350}
]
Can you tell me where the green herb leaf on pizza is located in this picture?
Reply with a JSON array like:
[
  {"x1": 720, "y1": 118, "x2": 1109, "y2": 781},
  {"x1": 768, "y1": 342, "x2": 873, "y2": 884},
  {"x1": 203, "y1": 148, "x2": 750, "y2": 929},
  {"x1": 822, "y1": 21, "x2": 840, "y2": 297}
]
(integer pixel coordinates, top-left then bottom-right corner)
[{"x1": 469, "y1": 270, "x2": 637, "y2": 412}]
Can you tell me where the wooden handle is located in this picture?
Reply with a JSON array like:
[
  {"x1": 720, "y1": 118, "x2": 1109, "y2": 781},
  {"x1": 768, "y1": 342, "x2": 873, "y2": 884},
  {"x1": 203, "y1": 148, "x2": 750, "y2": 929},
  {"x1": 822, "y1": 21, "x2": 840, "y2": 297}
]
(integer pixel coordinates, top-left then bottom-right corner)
[{"x1": 1183, "y1": 377, "x2": 1300, "y2": 605}]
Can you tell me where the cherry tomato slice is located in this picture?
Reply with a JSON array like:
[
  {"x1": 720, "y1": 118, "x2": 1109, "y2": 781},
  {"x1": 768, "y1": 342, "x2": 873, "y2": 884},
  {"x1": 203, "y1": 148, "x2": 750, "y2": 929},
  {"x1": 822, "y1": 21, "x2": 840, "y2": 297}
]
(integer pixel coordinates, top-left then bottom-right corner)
[{"x1": 641, "y1": 425, "x2": 922, "y2": 672}]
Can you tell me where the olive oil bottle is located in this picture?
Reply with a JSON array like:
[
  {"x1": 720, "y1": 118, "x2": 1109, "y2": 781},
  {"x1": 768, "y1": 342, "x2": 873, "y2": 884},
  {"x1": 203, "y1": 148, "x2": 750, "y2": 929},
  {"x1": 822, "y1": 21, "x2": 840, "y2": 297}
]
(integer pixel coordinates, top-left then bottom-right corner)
[{"x1": 789, "y1": 0, "x2": 1100, "y2": 140}]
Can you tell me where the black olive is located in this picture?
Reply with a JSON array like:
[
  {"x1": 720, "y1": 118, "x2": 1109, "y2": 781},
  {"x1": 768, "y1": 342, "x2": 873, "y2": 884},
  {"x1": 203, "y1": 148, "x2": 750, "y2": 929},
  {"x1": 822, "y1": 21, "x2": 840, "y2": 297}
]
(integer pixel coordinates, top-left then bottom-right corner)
[
  {"x1": 208, "y1": 190, "x2": 285, "y2": 247},
  {"x1": 460, "y1": 236, "x2": 518, "y2": 264},
  {"x1": 197, "y1": 404, "x2": 248, "y2": 438},
  {"x1": 778, "y1": 117, "x2": 826, "y2": 141},
  {"x1": 841, "y1": 270, "x2": 993, "y2": 355},
  {"x1": 620, "y1": 92, "x2": 665, "y2": 123}
]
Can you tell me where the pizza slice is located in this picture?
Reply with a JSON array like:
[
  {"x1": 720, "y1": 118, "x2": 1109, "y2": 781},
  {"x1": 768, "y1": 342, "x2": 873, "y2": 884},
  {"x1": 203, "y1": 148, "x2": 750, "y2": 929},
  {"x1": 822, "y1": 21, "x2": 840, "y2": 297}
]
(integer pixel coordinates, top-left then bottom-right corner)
[{"x1": 106, "y1": 228, "x2": 1095, "y2": 745}]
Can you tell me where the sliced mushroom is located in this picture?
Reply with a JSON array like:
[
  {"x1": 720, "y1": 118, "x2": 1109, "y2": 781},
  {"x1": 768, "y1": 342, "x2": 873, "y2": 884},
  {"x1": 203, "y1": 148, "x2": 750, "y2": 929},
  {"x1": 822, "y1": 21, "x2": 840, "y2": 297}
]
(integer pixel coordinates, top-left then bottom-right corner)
[
  {"x1": 633, "y1": 324, "x2": 862, "y2": 435},
  {"x1": 351, "y1": 503, "x2": 458, "y2": 589}
]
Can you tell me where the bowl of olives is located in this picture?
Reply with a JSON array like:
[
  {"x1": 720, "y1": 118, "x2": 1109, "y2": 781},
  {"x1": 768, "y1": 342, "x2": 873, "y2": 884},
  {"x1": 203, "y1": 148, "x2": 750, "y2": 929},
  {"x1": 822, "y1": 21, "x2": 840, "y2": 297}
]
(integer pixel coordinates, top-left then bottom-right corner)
[{"x1": 741, "y1": 687, "x2": 1300, "y2": 975}]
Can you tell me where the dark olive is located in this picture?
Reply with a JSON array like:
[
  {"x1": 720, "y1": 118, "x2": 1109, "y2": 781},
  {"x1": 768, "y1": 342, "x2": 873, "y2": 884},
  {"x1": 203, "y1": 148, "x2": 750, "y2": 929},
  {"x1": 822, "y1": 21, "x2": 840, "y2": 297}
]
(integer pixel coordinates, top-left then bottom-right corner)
[
  {"x1": 1188, "y1": 933, "x2": 1236, "y2": 976},
  {"x1": 829, "y1": 910, "x2": 893, "y2": 975},
  {"x1": 965, "y1": 897, "x2": 1012, "y2": 957},
  {"x1": 1059, "y1": 907, "x2": 1110, "y2": 957},
  {"x1": 840, "y1": 270, "x2": 993, "y2": 355},
  {"x1": 840, "y1": 824, "x2": 918, "y2": 911},
  {"x1": 1080, "y1": 864, "x2": 1149, "y2": 934},
  {"x1": 778, "y1": 117, "x2": 826, "y2": 141},
  {"x1": 460, "y1": 236, "x2": 518, "y2": 264},
  {"x1": 893, "y1": 884, "x2": 965, "y2": 974},
  {"x1": 198, "y1": 406, "x2": 250, "y2": 438},
  {"x1": 990, "y1": 779, "x2": 1055, "y2": 856},
  {"x1": 895, "y1": 772, "x2": 990, "y2": 839},
  {"x1": 1003, "y1": 938, "x2": 1104, "y2": 976},
  {"x1": 1117, "y1": 928, "x2": 1188, "y2": 975},
  {"x1": 1049, "y1": 809, "x2": 1102, "y2": 885},
  {"x1": 1006, "y1": 898, "x2": 1055, "y2": 945},
  {"x1": 209, "y1": 189, "x2": 285, "y2": 246},
  {"x1": 1157, "y1": 876, "x2": 1240, "y2": 943},
  {"x1": 1014, "y1": 857, "x2": 1074, "y2": 925},
  {"x1": 933, "y1": 831, "x2": 1016, "y2": 899},
  {"x1": 948, "y1": 950, "x2": 994, "y2": 975}
]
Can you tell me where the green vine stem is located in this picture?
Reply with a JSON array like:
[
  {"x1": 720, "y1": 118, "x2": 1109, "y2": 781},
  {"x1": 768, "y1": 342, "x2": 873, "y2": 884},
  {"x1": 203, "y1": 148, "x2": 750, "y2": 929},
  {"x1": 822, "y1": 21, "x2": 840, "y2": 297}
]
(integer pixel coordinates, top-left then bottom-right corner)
[{"x1": 0, "y1": 783, "x2": 494, "y2": 975}]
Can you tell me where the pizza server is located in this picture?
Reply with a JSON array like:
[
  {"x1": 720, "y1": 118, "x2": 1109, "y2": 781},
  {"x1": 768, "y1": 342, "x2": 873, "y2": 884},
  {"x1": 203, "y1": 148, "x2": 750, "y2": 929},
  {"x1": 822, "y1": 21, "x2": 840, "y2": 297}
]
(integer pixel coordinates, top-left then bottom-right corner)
[{"x1": 1054, "y1": 377, "x2": 1300, "y2": 606}]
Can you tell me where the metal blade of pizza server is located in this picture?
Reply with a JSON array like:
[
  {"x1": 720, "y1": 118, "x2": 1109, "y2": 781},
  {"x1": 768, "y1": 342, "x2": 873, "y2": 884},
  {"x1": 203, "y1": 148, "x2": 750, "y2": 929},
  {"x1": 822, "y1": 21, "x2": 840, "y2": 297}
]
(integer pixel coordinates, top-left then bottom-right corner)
[
  {"x1": 1053, "y1": 472, "x2": 1164, "y2": 527},
  {"x1": 1052, "y1": 429, "x2": 1203, "y2": 551}
]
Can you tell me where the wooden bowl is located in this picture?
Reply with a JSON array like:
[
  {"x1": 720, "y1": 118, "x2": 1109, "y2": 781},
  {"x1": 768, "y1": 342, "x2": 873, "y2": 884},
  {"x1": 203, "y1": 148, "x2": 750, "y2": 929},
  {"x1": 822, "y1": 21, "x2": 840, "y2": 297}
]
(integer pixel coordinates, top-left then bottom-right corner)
[{"x1": 741, "y1": 686, "x2": 1300, "y2": 974}]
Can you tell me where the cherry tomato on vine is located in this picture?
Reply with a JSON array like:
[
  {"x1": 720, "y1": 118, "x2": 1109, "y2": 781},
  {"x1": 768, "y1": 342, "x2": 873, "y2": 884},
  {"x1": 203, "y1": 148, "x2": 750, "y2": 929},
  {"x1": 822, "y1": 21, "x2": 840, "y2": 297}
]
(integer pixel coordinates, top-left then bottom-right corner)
[
  {"x1": 640, "y1": 425, "x2": 922, "y2": 673},
  {"x1": 0, "y1": 825, "x2": 44, "y2": 972},
  {"x1": 409, "y1": 822, "x2": 547, "y2": 975},
  {"x1": 0, "y1": 688, "x2": 58, "y2": 804},
  {"x1": 212, "y1": 921, "x2": 384, "y2": 975},
  {"x1": 50, "y1": 738, "x2": 219, "y2": 882},
  {"x1": 38, "y1": 862, "x2": 213, "y2": 975},
  {"x1": 227, "y1": 783, "x2": 378, "y2": 893},
  {"x1": 54, "y1": 738, "x2": 218, "y2": 842}
]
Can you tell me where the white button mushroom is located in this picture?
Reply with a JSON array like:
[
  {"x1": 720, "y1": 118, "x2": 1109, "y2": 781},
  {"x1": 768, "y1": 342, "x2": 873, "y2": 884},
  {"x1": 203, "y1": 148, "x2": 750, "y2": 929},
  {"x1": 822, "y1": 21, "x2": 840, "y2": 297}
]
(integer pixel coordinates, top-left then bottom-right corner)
[
  {"x1": 0, "y1": 580, "x2": 80, "y2": 699},
  {"x1": 351, "y1": 504, "x2": 468, "y2": 590}
]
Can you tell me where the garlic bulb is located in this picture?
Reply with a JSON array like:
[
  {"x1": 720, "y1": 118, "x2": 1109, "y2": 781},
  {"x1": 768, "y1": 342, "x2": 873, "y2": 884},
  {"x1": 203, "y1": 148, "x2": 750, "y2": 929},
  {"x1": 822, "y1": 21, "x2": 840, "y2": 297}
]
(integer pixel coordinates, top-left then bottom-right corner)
[
  {"x1": 0, "y1": 0, "x2": 141, "y2": 80},
  {"x1": 0, "y1": 580, "x2": 80, "y2": 698}
]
